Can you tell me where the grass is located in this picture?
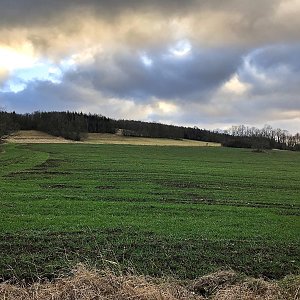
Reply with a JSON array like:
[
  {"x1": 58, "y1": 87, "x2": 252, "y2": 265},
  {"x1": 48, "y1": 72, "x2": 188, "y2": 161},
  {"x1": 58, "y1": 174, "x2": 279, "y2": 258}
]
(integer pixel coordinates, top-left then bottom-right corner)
[
  {"x1": 6, "y1": 130, "x2": 221, "y2": 146},
  {"x1": 0, "y1": 143, "x2": 299, "y2": 281},
  {"x1": 5, "y1": 130, "x2": 75, "y2": 144},
  {"x1": 85, "y1": 133, "x2": 220, "y2": 146},
  {"x1": 1, "y1": 265, "x2": 299, "y2": 300}
]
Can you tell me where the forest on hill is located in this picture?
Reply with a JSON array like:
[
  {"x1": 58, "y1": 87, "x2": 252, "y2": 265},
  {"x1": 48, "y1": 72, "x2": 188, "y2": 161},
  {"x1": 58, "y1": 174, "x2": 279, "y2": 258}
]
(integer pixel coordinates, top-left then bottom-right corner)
[{"x1": 0, "y1": 110, "x2": 299, "y2": 151}]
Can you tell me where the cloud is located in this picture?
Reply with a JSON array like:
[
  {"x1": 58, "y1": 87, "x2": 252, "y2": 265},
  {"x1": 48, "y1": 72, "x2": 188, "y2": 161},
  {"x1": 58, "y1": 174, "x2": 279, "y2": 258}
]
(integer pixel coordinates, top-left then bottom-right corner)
[
  {"x1": 0, "y1": 70, "x2": 9, "y2": 85},
  {"x1": 190, "y1": 44, "x2": 300, "y2": 131},
  {"x1": 238, "y1": 44, "x2": 300, "y2": 98},
  {"x1": 0, "y1": 80, "x2": 182, "y2": 123},
  {"x1": 0, "y1": 0, "x2": 299, "y2": 73},
  {"x1": 1, "y1": 0, "x2": 299, "y2": 57},
  {"x1": 0, "y1": 0, "x2": 299, "y2": 133},
  {"x1": 64, "y1": 45, "x2": 243, "y2": 102}
]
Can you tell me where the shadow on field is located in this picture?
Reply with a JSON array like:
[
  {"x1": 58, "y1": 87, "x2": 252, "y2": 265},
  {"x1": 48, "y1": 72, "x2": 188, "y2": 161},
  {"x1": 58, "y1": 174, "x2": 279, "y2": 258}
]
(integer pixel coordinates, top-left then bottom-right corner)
[{"x1": 0, "y1": 229, "x2": 298, "y2": 283}]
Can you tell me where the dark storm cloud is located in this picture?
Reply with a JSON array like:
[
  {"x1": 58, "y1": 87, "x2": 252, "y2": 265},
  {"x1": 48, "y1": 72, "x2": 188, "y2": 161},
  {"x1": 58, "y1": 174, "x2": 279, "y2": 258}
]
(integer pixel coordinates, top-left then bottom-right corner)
[
  {"x1": 0, "y1": 0, "x2": 198, "y2": 26},
  {"x1": 0, "y1": 0, "x2": 283, "y2": 22},
  {"x1": 65, "y1": 46, "x2": 243, "y2": 101}
]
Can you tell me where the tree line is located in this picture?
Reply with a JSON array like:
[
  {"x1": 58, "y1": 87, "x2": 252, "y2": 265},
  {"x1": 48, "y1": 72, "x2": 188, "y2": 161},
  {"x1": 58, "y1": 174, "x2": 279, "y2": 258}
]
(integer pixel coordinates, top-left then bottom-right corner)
[
  {"x1": 0, "y1": 111, "x2": 299, "y2": 151},
  {"x1": 222, "y1": 125, "x2": 300, "y2": 151}
]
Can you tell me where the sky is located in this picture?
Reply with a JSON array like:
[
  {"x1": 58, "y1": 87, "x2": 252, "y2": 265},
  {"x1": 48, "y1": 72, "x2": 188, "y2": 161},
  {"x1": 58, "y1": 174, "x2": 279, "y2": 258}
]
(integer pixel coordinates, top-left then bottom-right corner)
[{"x1": 0, "y1": 0, "x2": 299, "y2": 133}]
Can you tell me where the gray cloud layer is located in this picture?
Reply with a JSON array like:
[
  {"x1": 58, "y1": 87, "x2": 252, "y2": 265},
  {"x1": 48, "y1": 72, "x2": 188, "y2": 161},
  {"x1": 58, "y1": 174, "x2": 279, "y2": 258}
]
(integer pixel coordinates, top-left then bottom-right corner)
[
  {"x1": 65, "y1": 47, "x2": 243, "y2": 101},
  {"x1": 0, "y1": 0, "x2": 279, "y2": 24},
  {"x1": 0, "y1": 0, "x2": 299, "y2": 132}
]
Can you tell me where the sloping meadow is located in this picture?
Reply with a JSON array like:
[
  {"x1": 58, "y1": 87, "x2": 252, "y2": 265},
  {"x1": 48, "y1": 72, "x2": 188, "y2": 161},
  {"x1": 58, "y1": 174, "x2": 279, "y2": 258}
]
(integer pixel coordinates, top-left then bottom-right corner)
[{"x1": 0, "y1": 143, "x2": 299, "y2": 284}]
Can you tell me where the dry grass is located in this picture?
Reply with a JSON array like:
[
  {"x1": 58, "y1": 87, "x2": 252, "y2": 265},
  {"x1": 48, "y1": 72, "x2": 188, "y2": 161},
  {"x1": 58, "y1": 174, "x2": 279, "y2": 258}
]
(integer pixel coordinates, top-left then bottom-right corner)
[
  {"x1": 192, "y1": 271, "x2": 299, "y2": 300},
  {"x1": 5, "y1": 131, "x2": 75, "y2": 144},
  {"x1": 76, "y1": 133, "x2": 219, "y2": 147},
  {"x1": 0, "y1": 265, "x2": 202, "y2": 300},
  {"x1": 0, "y1": 265, "x2": 298, "y2": 300},
  {"x1": 5, "y1": 131, "x2": 221, "y2": 147}
]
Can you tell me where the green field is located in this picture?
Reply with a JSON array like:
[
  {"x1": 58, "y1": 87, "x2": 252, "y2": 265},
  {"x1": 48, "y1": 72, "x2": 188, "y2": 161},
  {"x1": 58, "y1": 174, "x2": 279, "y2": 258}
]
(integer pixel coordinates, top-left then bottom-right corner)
[{"x1": 0, "y1": 143, "x2": 299, "y2": 281}]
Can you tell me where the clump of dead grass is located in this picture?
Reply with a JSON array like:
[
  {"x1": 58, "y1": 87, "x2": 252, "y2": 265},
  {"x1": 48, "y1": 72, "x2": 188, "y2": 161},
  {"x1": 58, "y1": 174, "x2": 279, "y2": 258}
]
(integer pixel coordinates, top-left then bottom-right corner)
[
  {"x1": 191, "y1": 270, "x2": 299, "y2": 300},
  {"x1": 191, "y1": 270, "x2": 240, "y2": 297},
  {"x1": 0, "y1": 264, "x2": 202, "y2": 300},
  {"x1": 0, "y1": 265, "x2": 299, "y2": 300},
  {"x1": 213, "y1": 277, "x2": 282, "y2": 300}
]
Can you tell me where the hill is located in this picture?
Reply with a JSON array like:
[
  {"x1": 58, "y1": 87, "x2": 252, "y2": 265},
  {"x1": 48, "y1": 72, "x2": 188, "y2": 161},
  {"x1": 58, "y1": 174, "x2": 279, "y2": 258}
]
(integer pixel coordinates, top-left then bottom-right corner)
[
  {"x1": 1, "y1": 111, "x2": 299, "y2": 150},
  {"x1": 6, "y1": 130, "x2": 221, "y2": 146}
]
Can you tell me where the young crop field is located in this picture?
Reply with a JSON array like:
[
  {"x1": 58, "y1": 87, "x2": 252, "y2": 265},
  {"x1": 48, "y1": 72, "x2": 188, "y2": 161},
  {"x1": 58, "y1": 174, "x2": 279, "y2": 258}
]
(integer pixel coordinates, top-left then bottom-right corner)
[{"x1": 0, "y1": 143, "x2": 299, "y2": 282}]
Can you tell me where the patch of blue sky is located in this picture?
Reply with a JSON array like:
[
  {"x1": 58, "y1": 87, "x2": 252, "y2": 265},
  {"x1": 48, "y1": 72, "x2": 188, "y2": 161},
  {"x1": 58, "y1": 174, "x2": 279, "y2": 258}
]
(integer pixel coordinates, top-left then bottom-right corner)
[{"x1": 1, "y1": 60, "x2": 63, "y2": 93}]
